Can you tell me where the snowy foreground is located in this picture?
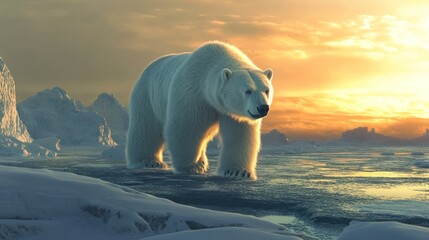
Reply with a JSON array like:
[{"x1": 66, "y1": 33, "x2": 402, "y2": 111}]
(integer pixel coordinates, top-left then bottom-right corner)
[
  {"x1": 1, "y1": 166, "x2": 428, "y2": 240},
  {"x1": 0, "y1": 165, "x2": 301, "y2": 240}
]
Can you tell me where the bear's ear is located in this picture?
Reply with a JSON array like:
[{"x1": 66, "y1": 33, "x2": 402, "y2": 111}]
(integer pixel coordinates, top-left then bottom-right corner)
[
  {"x1": 264, "y1": 68, "x2": 273, "y2": 81},
  {"x1": 221, "y1": 68, "x2": 232, "y2": 81}
]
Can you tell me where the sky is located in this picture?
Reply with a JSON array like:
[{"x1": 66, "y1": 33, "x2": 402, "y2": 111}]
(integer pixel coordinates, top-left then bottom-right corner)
[{"x1": 1, "y1": 0, "x2": 429, "y2": 140}]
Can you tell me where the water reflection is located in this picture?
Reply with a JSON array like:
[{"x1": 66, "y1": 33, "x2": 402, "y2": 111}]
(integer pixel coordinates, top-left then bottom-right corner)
[
  {"x1": 364, "y1": 185, "x2": 429, "y2": 200},
  {"x1": 260, "y1": 215, "x2": 297, "y2": 225},
  {"x1": 324, "y1": 171, "x2": 429, "y2": 178}
]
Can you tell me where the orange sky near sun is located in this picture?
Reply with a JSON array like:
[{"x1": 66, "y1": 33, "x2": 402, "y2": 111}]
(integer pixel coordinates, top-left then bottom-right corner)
[
  {"x1": 1, "y1": 0, "x2": 429, "y2": 140},
  {"x1": 229, "y1": 2, "x2": 429, "y2": 140}
]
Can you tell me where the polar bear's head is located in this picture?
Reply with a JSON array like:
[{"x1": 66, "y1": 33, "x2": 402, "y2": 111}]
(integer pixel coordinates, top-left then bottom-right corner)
[{"x1": 220, "y1": 68, "x2": 273, "y2": 122}]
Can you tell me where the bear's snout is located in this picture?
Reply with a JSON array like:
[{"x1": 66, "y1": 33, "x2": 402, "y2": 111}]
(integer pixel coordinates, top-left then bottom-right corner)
[{"x1": 257, "y1": 105, "x2": 269, "y2": 116}]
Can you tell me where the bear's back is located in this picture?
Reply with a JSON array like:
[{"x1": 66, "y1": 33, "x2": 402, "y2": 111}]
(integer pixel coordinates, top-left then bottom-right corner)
[
  {"x1": 143, "y1": 53, "x2": 191, "y2": 122},
  {"x1": 189, "y1": 41, "x2": 257, "y2": 71}
]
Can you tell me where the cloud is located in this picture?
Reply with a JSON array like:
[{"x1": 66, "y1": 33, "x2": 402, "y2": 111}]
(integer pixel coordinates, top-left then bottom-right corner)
[
  {"x1": 1, "y1": 0, "x2": 284, "y2": 103},
  {"x1": 2, "y1": 0, "x2": 428, "y2": 104}
]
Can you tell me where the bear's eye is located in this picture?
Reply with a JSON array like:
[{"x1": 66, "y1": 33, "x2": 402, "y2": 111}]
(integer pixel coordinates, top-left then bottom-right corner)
[
  {"x1": 245, "y1": 90, "x2": 252, "y2": 95},
  {"x1": 265, "y1": 90, "x2": 269, "y2": 95}
]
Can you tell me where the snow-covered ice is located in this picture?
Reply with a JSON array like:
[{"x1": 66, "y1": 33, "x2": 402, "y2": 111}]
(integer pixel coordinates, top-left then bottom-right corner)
[
  {"x1": 33, "y1": 137, "x2": 61, "y2": 152},
  {"x1": 17, "y1": 87, "x2": 116, "y2": 146},
  {"x1": 337, "y1": 221, "x2": 429, "y2": 240},
  {"x1": 143, "y1": 227, "x2": 303, "y2": 240},
  {"x1": 0, "y1": 165, "x2": 300, "y2": 240},
  {"x1": 0, "y1": 135, "x2": 54, "y2": 157}
]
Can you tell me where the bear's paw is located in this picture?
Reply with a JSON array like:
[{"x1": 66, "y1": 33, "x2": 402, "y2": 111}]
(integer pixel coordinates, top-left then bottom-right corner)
[
  {"x1": 222, "y1": 168, "x2": 256, "y2": 180},
  {"x1": 174, "y1": 160, "x2": 207, "y2": 175},
  {"x1": 129, "y1": 160, "x2": 169, "y2": 169}
]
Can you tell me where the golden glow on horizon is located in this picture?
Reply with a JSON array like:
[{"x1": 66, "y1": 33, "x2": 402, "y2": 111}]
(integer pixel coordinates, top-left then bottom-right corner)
[{"x1": 263, "y1": 92, "x2": 429, "y2": 140}]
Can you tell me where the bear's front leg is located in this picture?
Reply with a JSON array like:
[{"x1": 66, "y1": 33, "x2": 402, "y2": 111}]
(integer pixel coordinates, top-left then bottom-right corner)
[{"x1": 217, "y1": 115, "x2": 261, "y2": 180}]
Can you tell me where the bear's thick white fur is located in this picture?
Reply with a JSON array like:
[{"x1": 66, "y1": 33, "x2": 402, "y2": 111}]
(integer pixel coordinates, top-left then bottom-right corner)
[{"x1": 126, "y1": 41, "x2": 273, "y2": 180}]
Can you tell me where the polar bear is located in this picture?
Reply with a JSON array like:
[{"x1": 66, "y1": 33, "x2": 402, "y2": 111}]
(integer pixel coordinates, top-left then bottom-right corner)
[{"x1": 126, "y1": 41, "x2": 273, "y2": 180}]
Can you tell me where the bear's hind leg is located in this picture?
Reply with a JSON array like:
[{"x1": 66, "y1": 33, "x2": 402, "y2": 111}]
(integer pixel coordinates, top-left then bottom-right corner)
[
  {"x1": 190, "y1": 134, "x2": 215, "y2": 174},
  {"x1": 165, "y1": 112, "x2": 218, "y2": 175},
  {"x1": 126, "y1": 98, "x2": 168, "y2": 169},
  {"x1": 166, "y1": 129, "x2": 210, "y2": 175}
]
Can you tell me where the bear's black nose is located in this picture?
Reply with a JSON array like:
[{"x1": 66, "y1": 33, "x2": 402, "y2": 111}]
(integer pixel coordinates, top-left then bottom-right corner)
[{"x1": 257, "y1": 105, "x2": 269, "y2": 116}]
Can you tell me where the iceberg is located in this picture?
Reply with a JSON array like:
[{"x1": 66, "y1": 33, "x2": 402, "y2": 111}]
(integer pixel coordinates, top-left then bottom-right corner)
[
  {"x1": 0, "y1": 57, "x2": 54, "y2": 156},
  {"x1": 17, "y1": 87, "x2": 116, "y2": 146},
  {"x1": 0, "y1": 57, "x2": 32, "y2": 143},
  {"x1": 88, "y1": 93, "x2": 128, "y2": 144}
]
